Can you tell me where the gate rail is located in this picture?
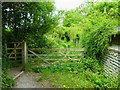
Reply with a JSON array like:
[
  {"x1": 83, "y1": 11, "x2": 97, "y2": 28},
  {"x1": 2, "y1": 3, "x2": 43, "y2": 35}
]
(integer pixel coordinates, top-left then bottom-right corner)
[{"x1": 27, "y1": 48, "x2": 84, "y2": 63}]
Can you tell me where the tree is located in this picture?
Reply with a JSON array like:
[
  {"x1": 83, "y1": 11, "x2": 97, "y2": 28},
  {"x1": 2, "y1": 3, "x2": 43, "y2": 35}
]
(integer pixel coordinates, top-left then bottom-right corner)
[
  {"x1": 2, "y1": 2, "x2": 57, "y2": 47},
  {"x1": 63, "y1": 9, "x2": 83, "y2": 27}
]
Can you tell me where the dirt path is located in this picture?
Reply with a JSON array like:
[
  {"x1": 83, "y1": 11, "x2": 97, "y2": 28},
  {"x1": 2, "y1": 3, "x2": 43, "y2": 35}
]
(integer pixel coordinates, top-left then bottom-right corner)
[
  {"x1": 13, "y1": 72, "x2": 41, "y2": 88},
  {"x1": 8, "y1": 67, "x2": 52, "y2": 88}
]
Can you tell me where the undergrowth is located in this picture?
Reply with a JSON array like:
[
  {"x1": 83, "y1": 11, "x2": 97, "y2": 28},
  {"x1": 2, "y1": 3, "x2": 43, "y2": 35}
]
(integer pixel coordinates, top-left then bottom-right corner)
[{"x1": 33, "y1": 58, "x2": 119, "y2": 88}]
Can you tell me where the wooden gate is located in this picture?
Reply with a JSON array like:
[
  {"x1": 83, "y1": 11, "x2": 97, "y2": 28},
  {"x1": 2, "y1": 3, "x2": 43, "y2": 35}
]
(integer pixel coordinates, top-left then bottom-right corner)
[
  {"x1": 7, "y1": 41, "x2": 27, "y2": 68},
  {"x1": 27, "y1": 48, "x2": 84, "y2": 66}
]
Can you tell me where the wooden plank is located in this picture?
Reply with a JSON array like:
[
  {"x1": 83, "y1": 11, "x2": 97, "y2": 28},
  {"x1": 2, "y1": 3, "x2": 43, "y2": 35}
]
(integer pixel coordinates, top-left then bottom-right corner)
[
  {"x1": 108, "y1": 68, "x2": 118, "y2": 74},
  {"x1": 28, "y1": 50, "x2": 49, "y2": 64},
  {"x1": 45, "y1": 58, "x2": 80, "y2": 61},
  {"x1": 65, "y1": 48, "x2": 84, "y2": 51},
  {"x1": 14, "y1": 43, "x2": 16, "y2": 61},
  {"x1": 105, "y1": 56, "x2": 120, "y2": 66},
  {"x1": 104, "y1": 62, "x2": 119, "y2": 70},
  {"x1": 9, "y1": 56, "x2": 22, "y2": 59},
  {"x1": 27, "y1": 57, "x2": 80, "y2": 61},
  {"x1": 45, "y1": 59, "x2": 67, "y2": 61},
  {"x1": 104, "y1": 63, "x2": 119, "y2": 74},
  {"x1": 28, "y1": 48, "x2": 84, "y2": 51},
  {"x1": 40, "y1": 59, "x2": 81, "y2": 68},
  {"x1": 109, "y1": 61, "x2": 120, "y2": 68},
  {"x1": 104, "y1": 63, "x2": 118, "y2": 71},
  {"x1": 7, "y1": 52, "x2": 22, "y2": 54},
  {"x1": 104, "y1": 68, "x2": 113, "y2": 75},
  {"x1": 9, "y1": 60, "x2": 22, "y2": 62},
  {"x1": 13, "y1": 71, "x2": 24, "y2": 80},
  {"x1": 28, "y1": 48, "x2": 64, "y2": 50},
  {"x1": 7, "y1": 48, "x2": 22, "y2": 50},
  {"x1": 105, "y1": 55, "x2": 118, "y2": 61},
  {"x1": 8, "y1": 57, "x2": 16, "y2": 59},
  {"x1": 108, "y1": 47, "x2": 120, "y2": 53},
  {"x1": 110, "y1": 59, "x2": 120, "y2": 66},
  {"x1": 7, "y1": 42, "x2": 23, "y2": 44},
  {"x1": 106, "y1": 53, "x2": 118, "y2": 59},
  {"x1": 8, "y1": 43, "x2": 21, "y2": 57},
  {"x1": 28, "y1": 54, "x2": 81, "y2": 57}
]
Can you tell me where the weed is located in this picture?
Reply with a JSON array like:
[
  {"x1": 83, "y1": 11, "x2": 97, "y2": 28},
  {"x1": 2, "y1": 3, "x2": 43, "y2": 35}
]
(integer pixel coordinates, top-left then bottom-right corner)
[
  {"x1": 2, "y1": 70, "x2": 14, "y2": 88},
  {"x1": 32, "y1": 58, "x2": 119, "y2": 88}
]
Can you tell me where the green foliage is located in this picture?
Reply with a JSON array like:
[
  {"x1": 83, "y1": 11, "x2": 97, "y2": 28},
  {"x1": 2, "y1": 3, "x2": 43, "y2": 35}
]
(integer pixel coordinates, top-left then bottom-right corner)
[
  {"x1": 33, "y1": 58, "x2": 101, "y2": 73},
  {"x1": 51, "y1": 1, "x2": 119, "y2": 59},
  {"x1": 81, "y1": 57, "x2": 102, "y2": 72},
  {"x1": 93, "y1": 2, "x2": 119, "y2": 20},
  {"x1": 2, "y1": 2, "x2": 57, "y2": 48},
  {"x1": 51, "y1": 70, "x2": 118, "y2": 88},
  {"x1": 44, "y1": 26, "x2": 82, "y2": 48},
  {"x1": 32, "y1": 58, "x2": 119, "y2": 88},
  {"x1": 2, "y1": 1, "x2": 119, "y2": 88},
  {"x1": 2, "y1": 71, "x2": 14, "y2": 88},
  {"x1": 24, "y1": 63, "x2": 33, "y2": 72},
  {"x1": 2, "y1": 43, "x2": 10, "y2": 69},
  {"x1": 33, "y1": 60, "x2": 83, "y2": 73},
  {"x1": 88, "y1": 72, "x2": 118, "y2": 88},
  {"x1": 2, "y1": 2, "x2": 57, "y2": 69},
  {"x1": 80, "y1": 14, "x2": 117, "y2": 59},
  {"x1": 49, "y1": 71, "x2": 95, "y2": 88},
  {"x1": 58, "y1": 1, "x2": 119, "y2": 60},
  {"x1": 63, "y1": 9, "x2": 83, "y2": 27},
  {"x1": 79, "y1": 2, "x2": 118, "y2": 60}
]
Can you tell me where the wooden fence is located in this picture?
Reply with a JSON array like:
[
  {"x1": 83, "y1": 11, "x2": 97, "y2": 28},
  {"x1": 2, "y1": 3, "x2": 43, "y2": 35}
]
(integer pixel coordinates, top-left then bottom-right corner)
[{"x1": 6, "y1": 41, "x2": 84, "y2": 67}]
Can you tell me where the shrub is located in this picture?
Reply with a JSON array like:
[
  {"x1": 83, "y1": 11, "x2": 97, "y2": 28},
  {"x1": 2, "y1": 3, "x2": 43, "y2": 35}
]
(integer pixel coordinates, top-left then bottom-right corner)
[
  {"x1": 33, "y1": 58, "x2": 119, "y2": 88},
  {"x1": 80, "y1": 13, "x2": 117, "y2": 61}
]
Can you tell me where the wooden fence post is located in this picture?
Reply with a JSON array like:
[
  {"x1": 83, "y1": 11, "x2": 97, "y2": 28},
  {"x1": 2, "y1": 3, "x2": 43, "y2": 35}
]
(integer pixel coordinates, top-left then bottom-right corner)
[{"x1": 22, "y1": 41, "x2": 27, "y2": 69}]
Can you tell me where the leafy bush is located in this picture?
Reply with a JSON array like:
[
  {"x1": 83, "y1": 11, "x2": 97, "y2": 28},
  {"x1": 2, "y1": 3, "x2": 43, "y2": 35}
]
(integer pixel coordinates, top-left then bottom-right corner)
[
  {"x1": 80, "y1": 13, "x2": 117, "y2": 60},
  {"x1": 2, "y1": 43, "x2": 10, "y2": 69},
  {"x1": 44, "y1": 26, "x2": 82, "y2": 48},
  {"x1": 33, "y1": 58, "x2": 119, "y2": 88},
  {"x1": 33, "y1": 58, "x2": 102, "y2": 73},
  {"x1": 81, "y1": 57, "x2": 102, "y2": 72},
  {"x1": 86, "y1": 71, "x2": 119, "y2": 88},
  {"x1": 33, "y1": 60, "x2": 83, "y2": 73}
]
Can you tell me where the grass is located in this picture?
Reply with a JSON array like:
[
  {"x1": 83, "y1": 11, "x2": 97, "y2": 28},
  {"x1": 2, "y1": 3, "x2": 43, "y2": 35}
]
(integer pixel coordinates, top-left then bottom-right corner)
[
  {"x1": 35, "y1": 69, "x2": 118, "y2": 88},
  {"x1": 46, "y1": 70, "x2": 95, "y2": 88}
]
